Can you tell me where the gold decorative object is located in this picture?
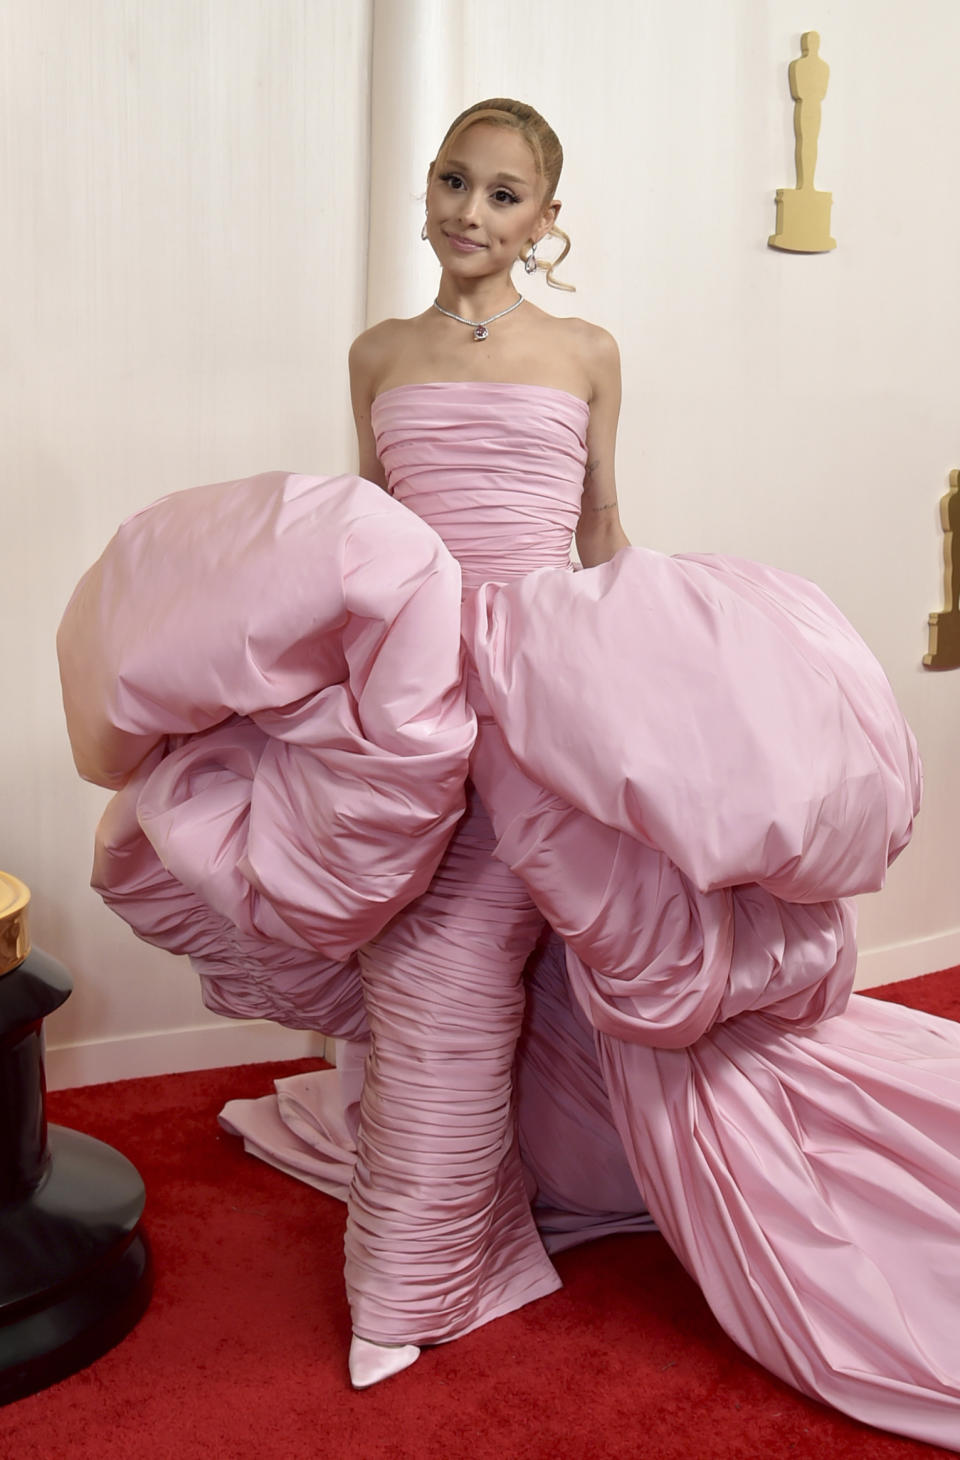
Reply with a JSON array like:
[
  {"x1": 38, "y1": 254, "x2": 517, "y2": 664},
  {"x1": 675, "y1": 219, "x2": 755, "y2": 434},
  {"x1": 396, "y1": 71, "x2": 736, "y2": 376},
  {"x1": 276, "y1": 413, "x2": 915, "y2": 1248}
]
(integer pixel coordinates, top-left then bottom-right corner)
[
  {"x1": 0, "y1": 871, "x2": 31, "y2": 976},
  {"x1": 769, "y1": 31, "x2": 836, "y2": 253},
  {"x1": 924, "y1": 469, "x2": 960, "y2": 670}
]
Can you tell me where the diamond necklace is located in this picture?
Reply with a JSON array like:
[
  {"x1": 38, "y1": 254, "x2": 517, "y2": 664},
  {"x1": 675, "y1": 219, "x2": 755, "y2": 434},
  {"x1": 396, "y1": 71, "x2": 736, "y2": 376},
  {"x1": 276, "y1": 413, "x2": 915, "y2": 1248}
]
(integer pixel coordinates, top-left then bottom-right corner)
[{"x1": 432, "y1": 294, "x2": 524, "y2": 341}]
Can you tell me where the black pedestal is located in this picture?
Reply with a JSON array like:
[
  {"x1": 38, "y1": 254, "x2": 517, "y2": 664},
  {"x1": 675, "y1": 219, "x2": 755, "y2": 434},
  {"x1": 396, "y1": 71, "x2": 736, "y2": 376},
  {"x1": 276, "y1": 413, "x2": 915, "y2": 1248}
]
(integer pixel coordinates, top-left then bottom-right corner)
[{"x1": 0, "y1": 949, "x2": 152, "y2": 1404}]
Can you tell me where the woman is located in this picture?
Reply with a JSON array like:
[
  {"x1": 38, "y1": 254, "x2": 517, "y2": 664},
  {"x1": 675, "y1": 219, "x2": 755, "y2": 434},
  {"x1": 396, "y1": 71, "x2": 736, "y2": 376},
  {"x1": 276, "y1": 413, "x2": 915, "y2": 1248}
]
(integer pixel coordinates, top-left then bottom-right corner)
[
  {"x1": 340, "y1": 99, "x2": 634, "y2": 1388},
  {"x1": 59, "y1": 100, "x2": 960, "y2": 1445},
  {"x1": 349, "y1": 101, "x2": 627, "y2": 568}
]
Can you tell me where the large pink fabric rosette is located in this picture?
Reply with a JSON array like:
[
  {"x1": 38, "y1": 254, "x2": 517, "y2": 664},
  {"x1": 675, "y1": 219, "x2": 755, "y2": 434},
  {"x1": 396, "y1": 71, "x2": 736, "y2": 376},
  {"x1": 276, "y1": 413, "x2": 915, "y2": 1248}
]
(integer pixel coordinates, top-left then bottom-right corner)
[
  {"x1": 458, "y1": 547, "x2": 960, "y2": 1447},
  {"x1": 58, "y1": 472, "x2": 475, "y2": 1032}
]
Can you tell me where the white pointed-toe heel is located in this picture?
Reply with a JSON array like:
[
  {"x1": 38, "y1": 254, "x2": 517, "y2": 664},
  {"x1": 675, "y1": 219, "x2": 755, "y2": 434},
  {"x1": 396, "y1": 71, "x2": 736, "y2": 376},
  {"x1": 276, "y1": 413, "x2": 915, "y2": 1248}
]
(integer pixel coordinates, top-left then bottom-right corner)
[{"x1": 348, "y1": 1335, "x2": 420, "y2": 1389}]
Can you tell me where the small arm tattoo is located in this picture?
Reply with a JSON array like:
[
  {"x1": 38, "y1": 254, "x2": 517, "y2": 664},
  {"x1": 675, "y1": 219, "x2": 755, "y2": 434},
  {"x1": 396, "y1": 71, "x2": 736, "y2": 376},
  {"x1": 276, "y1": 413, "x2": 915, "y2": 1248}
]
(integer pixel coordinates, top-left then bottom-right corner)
[{"x1": 585, "y1": 458, "x2": 616, "y2": 509}]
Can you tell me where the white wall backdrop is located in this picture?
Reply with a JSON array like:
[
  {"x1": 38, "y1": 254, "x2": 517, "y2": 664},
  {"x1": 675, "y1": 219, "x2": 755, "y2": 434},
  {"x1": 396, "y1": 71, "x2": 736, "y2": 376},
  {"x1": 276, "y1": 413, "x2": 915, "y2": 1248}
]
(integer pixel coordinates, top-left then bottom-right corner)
[
  {"x1": 2, "y1": 0, "x2": 958, "y2": 1087},
  {"x1": 1, "y1": 0, "x2": 373, "y2": 1084}
]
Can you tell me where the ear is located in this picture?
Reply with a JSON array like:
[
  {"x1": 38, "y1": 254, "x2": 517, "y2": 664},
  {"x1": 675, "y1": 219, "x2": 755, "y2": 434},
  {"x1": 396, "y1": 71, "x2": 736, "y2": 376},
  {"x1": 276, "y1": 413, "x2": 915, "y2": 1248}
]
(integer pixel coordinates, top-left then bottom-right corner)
[{"x1": 536, "y1": 197, "x2": 561, "y2": 243}]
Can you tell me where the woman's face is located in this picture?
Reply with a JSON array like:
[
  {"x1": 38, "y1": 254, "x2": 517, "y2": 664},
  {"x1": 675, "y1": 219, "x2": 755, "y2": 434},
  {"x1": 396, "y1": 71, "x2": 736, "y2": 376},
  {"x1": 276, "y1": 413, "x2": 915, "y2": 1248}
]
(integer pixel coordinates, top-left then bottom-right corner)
[{"x1": 425, "y1": 122, "x2": 556, "y2": 280}]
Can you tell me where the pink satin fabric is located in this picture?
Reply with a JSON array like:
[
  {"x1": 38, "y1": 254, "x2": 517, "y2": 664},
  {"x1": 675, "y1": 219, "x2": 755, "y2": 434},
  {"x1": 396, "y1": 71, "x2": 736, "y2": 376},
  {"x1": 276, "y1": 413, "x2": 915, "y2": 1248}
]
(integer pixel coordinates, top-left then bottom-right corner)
[
  {"x1": 345, "y1": 788, "x2": 561, "y2": 1343},
  {"x1": 58, "y1": 471, "x2": 475, "y2": 1032},
  {"x1": 373, "y1": 381, "x2": 583, "y2": 592},
  {"x1": 58, "y1": 384, "x2": 960, "y2": 1447}
]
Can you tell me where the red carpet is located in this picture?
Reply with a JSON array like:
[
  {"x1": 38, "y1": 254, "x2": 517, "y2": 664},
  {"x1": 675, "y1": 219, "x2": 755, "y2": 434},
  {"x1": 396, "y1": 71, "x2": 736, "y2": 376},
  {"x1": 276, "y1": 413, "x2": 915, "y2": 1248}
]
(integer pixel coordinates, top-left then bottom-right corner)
[{"x1": 2, "y1": 969, "x2": 959, "y2": 1460}]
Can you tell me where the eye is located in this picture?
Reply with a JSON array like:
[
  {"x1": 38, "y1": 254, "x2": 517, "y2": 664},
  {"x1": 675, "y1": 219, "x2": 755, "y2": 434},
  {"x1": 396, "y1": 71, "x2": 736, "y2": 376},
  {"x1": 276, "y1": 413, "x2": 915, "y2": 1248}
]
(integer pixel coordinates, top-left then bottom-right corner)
[
  {"x1": 439, "y1": 172, "x2": 466, "y2": 191},
  {"x1": 493, "y1": 188, "x2": 520, "y2": 205}
]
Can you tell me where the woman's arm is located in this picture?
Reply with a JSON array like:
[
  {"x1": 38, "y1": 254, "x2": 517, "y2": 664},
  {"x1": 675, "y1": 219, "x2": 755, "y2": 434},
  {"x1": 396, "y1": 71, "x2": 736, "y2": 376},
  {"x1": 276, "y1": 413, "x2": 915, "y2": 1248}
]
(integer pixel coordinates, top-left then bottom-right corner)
[
  {"x1": 575, "y1": 328, "x2": 631, "y2": 567},
  {"x1": 348, "y1": 329, "x2": 388, "y2": 489}
]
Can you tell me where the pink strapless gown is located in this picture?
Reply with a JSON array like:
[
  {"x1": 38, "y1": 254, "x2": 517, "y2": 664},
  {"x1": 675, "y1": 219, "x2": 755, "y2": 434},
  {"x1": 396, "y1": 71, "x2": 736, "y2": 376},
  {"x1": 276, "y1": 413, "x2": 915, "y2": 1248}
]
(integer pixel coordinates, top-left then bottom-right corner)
[{"x1": 57, "y1": 384, "x2": 960, "y2": 1448}]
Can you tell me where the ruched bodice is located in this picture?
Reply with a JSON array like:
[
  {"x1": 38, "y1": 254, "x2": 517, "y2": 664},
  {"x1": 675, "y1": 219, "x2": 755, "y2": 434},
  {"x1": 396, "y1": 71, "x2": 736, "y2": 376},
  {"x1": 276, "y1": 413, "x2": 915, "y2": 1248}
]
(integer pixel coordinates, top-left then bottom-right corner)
[{"x1": 371, "y1": 382, "x2": 587, "y2": 591}]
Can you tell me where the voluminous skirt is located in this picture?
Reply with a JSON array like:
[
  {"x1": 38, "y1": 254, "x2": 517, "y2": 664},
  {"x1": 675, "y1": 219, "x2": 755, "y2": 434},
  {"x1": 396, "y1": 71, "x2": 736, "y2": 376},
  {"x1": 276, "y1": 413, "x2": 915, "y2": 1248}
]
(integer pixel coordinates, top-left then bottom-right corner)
[{"x1": 58, "y1": 472, "x2": 960, "y2": 1450}]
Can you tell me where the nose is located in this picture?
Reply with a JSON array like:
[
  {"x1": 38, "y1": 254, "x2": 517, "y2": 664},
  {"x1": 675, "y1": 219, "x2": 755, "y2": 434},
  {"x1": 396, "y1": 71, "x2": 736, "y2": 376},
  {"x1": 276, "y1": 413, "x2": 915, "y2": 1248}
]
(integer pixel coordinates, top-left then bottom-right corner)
[{"x1": 455, "y1": 190, "x2": 482, "y2": 227}]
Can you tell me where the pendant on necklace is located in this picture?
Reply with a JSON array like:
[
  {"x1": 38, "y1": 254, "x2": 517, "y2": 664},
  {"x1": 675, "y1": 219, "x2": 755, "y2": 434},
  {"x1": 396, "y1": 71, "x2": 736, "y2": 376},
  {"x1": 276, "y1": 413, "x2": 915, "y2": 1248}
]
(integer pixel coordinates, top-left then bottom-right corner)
[{"x1": 473, "y1": 324, "x2": 489, "y2": 342}]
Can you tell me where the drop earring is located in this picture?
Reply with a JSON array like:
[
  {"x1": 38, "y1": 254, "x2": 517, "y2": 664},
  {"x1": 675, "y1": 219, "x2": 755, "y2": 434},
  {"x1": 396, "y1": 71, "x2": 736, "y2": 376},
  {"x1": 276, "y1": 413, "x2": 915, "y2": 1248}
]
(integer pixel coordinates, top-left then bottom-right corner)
[
  {"x1": 524, "y1": 241, "x2": 538, "y2": 275},
  {"x1": 421, "y1": 221, "x2": 429, "y2": 241}
]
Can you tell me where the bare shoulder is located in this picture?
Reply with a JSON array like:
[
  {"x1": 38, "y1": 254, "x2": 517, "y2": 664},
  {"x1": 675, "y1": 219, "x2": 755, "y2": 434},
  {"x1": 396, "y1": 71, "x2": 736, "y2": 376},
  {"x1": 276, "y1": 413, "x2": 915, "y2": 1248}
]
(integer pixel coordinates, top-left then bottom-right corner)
[
  {"x1": 554, "y1": 316, "x2": 620, "y2": 402},
  {"x1": 559, "y1": 316, "x2": 619, "y2": 368},
  {"x1": 519, "y1": 308, "x2": 620, "y2": 403},
  {"x1": 349, "y1": 318, "x2": 404, "y2": 381},
  {"x1": 349, "y1": 313, "x2": 437, "y2": 399}
]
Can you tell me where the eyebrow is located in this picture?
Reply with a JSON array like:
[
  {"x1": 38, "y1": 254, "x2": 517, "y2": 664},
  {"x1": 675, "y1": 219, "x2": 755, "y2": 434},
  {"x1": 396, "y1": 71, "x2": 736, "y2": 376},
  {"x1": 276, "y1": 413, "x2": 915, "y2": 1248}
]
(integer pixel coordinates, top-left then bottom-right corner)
[{"x1": 442, "y1": 159, "x2": 531, "y2": 188}]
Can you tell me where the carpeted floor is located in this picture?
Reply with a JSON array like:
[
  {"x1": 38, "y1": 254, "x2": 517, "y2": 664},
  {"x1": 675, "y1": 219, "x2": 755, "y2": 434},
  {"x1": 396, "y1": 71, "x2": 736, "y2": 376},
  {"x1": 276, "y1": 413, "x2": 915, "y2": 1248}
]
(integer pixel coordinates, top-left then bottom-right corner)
[{"x1": 2, "y1": 969, "x2": 959, "y2": 1459}]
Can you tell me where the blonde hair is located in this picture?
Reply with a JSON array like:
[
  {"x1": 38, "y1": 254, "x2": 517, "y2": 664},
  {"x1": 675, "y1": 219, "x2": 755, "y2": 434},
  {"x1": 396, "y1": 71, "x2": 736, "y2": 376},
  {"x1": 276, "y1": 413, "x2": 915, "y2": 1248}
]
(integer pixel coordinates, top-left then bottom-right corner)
[{"x1": 429, "y1": 98, "x2": 575, "y2": 292}]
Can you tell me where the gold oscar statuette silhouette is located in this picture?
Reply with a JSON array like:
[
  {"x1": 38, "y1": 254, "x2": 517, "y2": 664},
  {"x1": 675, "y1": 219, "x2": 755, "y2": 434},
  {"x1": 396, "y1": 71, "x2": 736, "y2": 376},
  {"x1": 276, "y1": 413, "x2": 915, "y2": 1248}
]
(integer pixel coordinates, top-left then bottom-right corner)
[
  {"x1": 769, "y1": 31, "x2": 837, "y2": 253},
  {"x1": 924, "y1": 469, "x2": 960, "y2": 670}
]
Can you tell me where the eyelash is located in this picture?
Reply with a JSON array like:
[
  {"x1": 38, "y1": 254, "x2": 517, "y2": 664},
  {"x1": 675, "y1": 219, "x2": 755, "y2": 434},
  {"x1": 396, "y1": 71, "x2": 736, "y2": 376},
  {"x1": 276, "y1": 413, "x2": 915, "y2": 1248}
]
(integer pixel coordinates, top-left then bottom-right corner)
[{"x1": 439, "y1": 173, "x2": 520, "y2": 206}]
